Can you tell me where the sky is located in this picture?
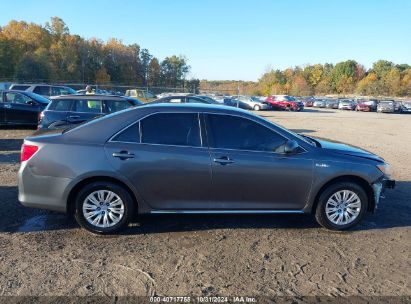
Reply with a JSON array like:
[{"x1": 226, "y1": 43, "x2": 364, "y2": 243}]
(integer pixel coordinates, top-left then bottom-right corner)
[{"x1": 1, "y1": 0, "x2": 410, "y2": 81}]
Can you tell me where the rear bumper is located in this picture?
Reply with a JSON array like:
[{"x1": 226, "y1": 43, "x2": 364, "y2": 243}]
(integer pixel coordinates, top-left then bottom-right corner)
[{"x1": 18, "y1": 162, "x2": 71, "y2": 213}]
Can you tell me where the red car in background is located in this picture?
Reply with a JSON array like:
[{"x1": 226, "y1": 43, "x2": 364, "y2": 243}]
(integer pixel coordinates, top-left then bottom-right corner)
[
  {"x1": 265, "y1": 95, "x2": 304, "y2": 111},
  {"x1": 355, "y1": 99, "x2": 378, "y2": 112}
]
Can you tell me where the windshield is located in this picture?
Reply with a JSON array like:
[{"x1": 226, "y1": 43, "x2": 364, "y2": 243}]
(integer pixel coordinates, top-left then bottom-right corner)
[{"x1": 380, "y1": 101, "x2": 393, "y2": 105}]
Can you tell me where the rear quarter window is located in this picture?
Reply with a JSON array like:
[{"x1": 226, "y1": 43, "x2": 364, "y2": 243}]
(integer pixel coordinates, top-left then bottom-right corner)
[
  {"x1": 112, "y1": 122, "x2": 140, "y2": 143},
  {"x1": 10, "y1": 85, "x2": 30, "y2": 90}
]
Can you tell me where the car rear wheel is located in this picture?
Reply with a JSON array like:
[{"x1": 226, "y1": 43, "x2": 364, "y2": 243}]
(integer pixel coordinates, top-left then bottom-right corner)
[
  {"x1": 315, "y1": 182, "x2": 368, "y2": 230},
  {"x1": 253, "y1": 105, "x2": 261, "y2": 111},
  {"x1": 74, "y1": 182, "x2": 134, "y2": 234}
]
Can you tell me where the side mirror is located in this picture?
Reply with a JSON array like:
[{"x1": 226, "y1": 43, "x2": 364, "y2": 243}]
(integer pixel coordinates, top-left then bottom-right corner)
[
  {"x1": 26, "y1": 100, "x2": 36, "y2": 106},
  {"x1": 284, "y1": 139, "x2": 299, "y2": 154}
]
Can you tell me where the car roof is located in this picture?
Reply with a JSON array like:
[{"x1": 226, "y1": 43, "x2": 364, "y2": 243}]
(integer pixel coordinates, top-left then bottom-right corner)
[
  {"x1": 139, "y1": 102, "x2": 247, "y2": 113},
  {"x1": 10, "y1": 83, "x2": 71, "y2": 88},
  {"x1": 50, "y1": 94, "x2": 131, "y2": 100}
]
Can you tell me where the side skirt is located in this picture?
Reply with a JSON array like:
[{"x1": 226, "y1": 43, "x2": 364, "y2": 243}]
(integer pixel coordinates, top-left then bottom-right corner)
[{"x1": 150, "y1": 210, "x2": 305, "y2": 214}]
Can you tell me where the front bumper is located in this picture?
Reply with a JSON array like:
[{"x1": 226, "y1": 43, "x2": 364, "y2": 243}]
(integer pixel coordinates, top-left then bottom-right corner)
[
  {"x1": 378, "y1": 108, "x2": 394, "y2": 113},
  {"x1": 372, "y1": 178, "x2": 395, "y2": 209}
]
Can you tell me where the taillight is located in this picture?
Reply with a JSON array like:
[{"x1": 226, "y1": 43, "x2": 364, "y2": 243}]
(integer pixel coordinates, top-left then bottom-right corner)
[
  {"x1": 38, "y1": 111, "x2": 44, "y2": 122},
  {"x1": 21, "y1": 144, "x2": 39, "y2": 162}
]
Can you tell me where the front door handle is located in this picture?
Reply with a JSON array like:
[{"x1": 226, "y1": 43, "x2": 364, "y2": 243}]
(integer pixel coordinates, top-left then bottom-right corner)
[
  {"x1": 112, "y1": 151, "x2": 135, "y2": 160},
  {"x1": 4, "y1": 104, "x2": 11, "y2": 109},
  {"x1": 213, "y1": 156, "x2": 234, "y2": 165},
  {"x1": 68, "y1": 115, "x2": 80, "y2": 119}
]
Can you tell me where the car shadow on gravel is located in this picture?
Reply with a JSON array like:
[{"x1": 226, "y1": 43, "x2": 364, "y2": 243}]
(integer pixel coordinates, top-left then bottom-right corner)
[
  {"x1": 0, "y1": 138, "x2": 24, "y2": 151},
  {"x1": 289, "y1": 129, "x2": 316, "y2": 134},
  {"x1": 0, "y1": 186, "x2": 77, "y2": 233},
  {"x1": 0, "y1": 152, "x2": 20, "y2": 163},
  {"x1": 303, "y1": 108, "x2": 336, "y2": 113},
  {"x1": 1, "y1": 182, "x2": 410, "y2": 234}
]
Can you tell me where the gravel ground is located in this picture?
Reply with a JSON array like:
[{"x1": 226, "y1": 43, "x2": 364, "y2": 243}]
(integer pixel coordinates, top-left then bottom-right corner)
[{"x1": 0, "y1": 109, "x2": 410, "y2": 299}]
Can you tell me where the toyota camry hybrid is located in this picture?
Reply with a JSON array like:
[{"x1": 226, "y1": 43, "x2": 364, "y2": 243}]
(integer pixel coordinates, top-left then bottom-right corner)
[{"x1": 18, "y1": 103, "x2": 395, "y2": 234}]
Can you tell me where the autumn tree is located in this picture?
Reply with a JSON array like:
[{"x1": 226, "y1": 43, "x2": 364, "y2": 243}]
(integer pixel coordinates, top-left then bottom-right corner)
[{"x1": 148, "y1": 57, "x2": 161, "y2": 86}]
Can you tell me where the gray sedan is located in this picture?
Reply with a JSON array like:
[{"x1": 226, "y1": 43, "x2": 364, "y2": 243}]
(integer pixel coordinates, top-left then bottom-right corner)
[
  {"x1": 18, "y1": 104, "x2": 395, "y2": 234},
  {"x1": 231, "y1": 96, "x2": 271, "y2": 111}
]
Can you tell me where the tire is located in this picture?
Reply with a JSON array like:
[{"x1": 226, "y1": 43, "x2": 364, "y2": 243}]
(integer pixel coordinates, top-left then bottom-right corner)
[
  {"x1": 253, "y1": 105, "x2": 261, "y2": 111},
  {"x1": 315, "y1": 181, "x2": 368, "y2": 231},
  {"x1": 74, "y1": 181, "x2": 135, "y2": 234}
]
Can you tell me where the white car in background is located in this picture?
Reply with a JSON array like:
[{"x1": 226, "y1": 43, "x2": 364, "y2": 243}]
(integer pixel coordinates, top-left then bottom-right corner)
[
  {"x1": 232, "y1": 96, "x2": 270, "y2": 111},
  {"x1": 313, "y1": 99, "x2": 327, "y2": 108}
]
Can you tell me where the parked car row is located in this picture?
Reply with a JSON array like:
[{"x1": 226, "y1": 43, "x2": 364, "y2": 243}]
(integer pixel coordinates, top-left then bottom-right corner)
[
  {"x1": 2, "y1": 82, "x2": 411, "y2": 128},
  {"x1": 301, "y1": 96, "x2": 409, "y2": 114}
]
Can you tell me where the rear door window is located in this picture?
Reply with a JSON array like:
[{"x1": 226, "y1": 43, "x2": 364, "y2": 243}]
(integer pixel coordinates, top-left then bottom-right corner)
[
  {"x1": 111, "y1": 122, "x2": 140, "y2": 143},
  {"x1": 33, "y1": 86, "x2": 51, "y2": 96},
  {"x1": 140, "y1": 113, "x2": 201, "y2": 147},
  {"x1": 73, "y1": 99, "x2": 103, "y2": 113},
  {"x1": 104, "y1": 100, "x2": 134, "y2": 113}
]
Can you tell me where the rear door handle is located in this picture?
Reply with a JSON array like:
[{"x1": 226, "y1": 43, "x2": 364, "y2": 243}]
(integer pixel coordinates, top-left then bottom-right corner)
[
  {"x1": 4, "y1": 104, "x2": 11, "y2": 109},
  {"x1": 112, "y1": 151, "x2": 135, "y2": 159},
  {"x1": 213, "y1": 156, "x2": 234, "y2": 165},
  {"x1": 68, "y1": 115, "x2": 80, "y2": 119}
]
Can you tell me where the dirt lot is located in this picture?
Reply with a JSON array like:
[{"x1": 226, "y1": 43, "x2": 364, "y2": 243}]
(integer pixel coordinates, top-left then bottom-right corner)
[{"x1": 0, "y1": 108, "x2": 410, "y2": 299}]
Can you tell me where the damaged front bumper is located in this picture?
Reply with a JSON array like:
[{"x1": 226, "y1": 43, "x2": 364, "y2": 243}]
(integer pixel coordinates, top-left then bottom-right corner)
[{"x1": 372, "y1": 178, "x2": 396, "y2": 209}]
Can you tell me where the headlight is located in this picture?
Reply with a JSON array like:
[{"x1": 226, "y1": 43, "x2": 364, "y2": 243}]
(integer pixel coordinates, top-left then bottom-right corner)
[{"x1": 377, "y1": 163, "x2": 392, "y2": 178}]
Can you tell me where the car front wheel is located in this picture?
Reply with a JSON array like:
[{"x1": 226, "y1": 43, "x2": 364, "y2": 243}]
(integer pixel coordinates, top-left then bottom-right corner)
[
  {"x1": 253, "y1": 105, "x2": 261, "y2": 111},
  {"x1": 74, "y1": 182, "x2": 134, "y2": 234},
  {"x1": 315, "y1": 182, "x2": 368, "y2": 230}
]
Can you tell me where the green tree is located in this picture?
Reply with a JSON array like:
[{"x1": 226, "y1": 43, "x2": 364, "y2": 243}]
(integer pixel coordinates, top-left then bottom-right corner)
[{"x1": 160, "y1": 55, "x2": 190, "y2": 87}]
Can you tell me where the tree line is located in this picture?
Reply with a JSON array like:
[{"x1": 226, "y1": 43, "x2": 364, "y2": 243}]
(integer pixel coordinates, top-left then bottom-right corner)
[
  {"x1": 201, "y1": 60, "x2": 411, "y2": 97},
  {"x1": 0, "y1": 17, "x2": 197, "y2": 90}
]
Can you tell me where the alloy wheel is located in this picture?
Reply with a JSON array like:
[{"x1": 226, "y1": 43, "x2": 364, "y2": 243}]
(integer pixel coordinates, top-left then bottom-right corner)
[
  {"x1": 82, "y1": 190, "x2": 125, "y2": 228},
  {"x1": 325, "y1": 190, "x2": 361, "y2": 225}
]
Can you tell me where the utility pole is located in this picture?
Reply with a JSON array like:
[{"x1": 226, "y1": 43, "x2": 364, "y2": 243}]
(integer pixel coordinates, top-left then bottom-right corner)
[{"x1": 237, "y1": 81, "x2": 240, "y2": 107}]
